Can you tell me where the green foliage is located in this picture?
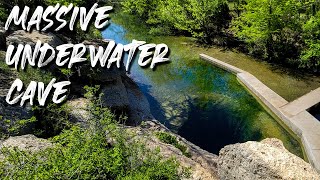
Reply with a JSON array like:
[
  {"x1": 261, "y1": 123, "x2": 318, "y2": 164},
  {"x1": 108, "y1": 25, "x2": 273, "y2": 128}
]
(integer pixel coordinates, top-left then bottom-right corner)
[
  {"x1": 0, "y1": 86, "x2": 188, "y2": 179},
  {"x1": 121, "y1": 0, "x2": 320, "y2": 71},
  {"x1": 32, "y1": 103, "x2": 71, "y2": 138},
  {"x1": 158, "y1": 0, "x2": 230, "y2": 43},
  {"x1": 300, "y1": 11, "x2": 320, "y2": 70},
  {"x1": 45, "y1": 0, "x2": 85, "y2": 6},
  {"x1": 155, "y1": 131, "x2": 191, "y2": 158},
  {"x1": 18, "y1": 68, "x2": 53, "y2": 84},
  {"x1": 300, "y1": 41, "x2": 320, "y2": 69},
  {"x1": 0, "y1": 116, "x2": 37, "y2": 138},
  {"x1": 231, "y1": 0, "x2": 303, "y2": 60},
  {"x1": 0, "y1": 0, "x2": 44, "y2": 21},
  {"x1": 122, "y1": 0, "x2": 231, "y2": 43}
]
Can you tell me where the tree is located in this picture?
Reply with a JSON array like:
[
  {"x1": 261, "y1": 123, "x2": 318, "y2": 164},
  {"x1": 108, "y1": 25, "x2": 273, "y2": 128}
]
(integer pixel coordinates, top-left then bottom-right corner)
[
  {"x1": 155, "y1": 0, "x2": 231, "y2": 43},
  {"x1": 231, "y1": 0, "x2": 303, "y2": 61},
  {"x1": 122, "y1": 0, "x2": 231, "y2": 43},
  {"x1": 301, "y1": 10, "x2": 320, "y2": 70}
]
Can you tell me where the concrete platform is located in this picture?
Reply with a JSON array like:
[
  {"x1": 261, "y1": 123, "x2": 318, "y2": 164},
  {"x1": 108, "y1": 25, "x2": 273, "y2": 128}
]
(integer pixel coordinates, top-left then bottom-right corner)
[
  {"x1": 200, "y1": 53, "x2": 320, "y2": 173},
  {"x1": 280, "y1": 87, "x2": 320, "y2": 116}
]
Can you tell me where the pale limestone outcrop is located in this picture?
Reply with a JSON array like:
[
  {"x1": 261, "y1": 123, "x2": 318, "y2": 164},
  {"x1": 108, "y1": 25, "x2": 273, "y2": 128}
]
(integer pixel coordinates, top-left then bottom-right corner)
[
  {"x1": 218, "y1": 138, "x2": 320, "y2": 180},
  {"x1": 6, "y1": 30, "x2": 63, "y2": 47},
  {"x1": 0, "y1": 134, "x2": 52, "y2": 152}
]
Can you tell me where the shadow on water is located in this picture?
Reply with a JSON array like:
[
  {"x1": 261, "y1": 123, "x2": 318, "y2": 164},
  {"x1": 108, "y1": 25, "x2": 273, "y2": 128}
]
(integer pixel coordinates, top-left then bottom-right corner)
[
  {"x1": 309, "y1": 104, "x2": 320, "y2": 121},
  {"x1": 178, "y1": 101, "x2": 239, "y2": 154}
]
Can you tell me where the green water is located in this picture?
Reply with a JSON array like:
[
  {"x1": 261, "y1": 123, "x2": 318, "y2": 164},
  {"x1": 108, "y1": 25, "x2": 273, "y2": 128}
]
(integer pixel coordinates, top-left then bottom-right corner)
[{"x1": 102, "y1": 17, "x2": 304, "y2": 158}]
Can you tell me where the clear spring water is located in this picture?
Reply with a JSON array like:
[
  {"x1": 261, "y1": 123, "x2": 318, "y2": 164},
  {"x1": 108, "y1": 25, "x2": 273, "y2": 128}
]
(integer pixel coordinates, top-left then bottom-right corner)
[{"x1": 102, "y1": 23, "x2": 303, "y2": 157}]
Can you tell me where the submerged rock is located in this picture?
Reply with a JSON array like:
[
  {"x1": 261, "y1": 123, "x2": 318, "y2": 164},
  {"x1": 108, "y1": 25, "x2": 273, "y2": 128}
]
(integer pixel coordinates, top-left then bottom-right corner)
[
  {"x1": 122, "y1": 75, "x2": 153, "y2": 125},
  {"x1": 218, "y1": 138, "x2": 320, "y2": 180}
]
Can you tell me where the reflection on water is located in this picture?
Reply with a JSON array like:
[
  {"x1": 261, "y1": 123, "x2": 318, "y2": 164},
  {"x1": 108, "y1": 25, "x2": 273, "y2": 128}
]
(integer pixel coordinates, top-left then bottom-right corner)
[{"x1": 102, "y1": 23, "x2": 303, "y2": 157}]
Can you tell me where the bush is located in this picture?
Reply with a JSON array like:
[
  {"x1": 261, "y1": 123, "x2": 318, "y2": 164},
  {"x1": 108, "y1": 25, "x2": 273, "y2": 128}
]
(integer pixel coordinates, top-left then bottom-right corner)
[
  {"x1": 0, "y1": 86, "x2": 189, "y2": 179},
  {"x1": 0, "y1": 0, "x2": 45, "y2": 21}
]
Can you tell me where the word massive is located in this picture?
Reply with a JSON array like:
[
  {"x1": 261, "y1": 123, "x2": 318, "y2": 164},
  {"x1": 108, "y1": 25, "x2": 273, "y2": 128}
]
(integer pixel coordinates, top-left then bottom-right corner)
[{"x1": 5, "y1": 3, "x2": 112, "y2": 31}]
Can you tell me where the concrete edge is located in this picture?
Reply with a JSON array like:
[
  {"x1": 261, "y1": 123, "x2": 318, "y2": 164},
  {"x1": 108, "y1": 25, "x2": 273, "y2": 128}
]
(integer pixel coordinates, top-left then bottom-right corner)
[
  {"x1": 199, "y1": 53, "x2": 320, "y2": 173},
  {"x1": 200, "y1": 54, "x2": 245, "y2": 74}
]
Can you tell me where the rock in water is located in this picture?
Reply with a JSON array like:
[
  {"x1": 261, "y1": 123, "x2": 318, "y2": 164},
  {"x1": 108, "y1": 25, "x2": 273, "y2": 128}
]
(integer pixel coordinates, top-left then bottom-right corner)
[{"x1": 218, "y1": 138, "x2": 320, "y2": 180}]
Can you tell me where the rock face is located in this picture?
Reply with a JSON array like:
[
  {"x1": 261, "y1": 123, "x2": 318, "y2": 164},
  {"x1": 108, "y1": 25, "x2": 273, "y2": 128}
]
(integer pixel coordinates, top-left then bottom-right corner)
[
  {"x1": 66, "y1": 98, "x2": 91, "y2": 124},
  {"x1": 218, "y1": 138, "x2": 320, "y2": 180},
  {"x1": 70, "y1": 39, "x2": 153, "y2": 125},
  {"x1": 126, "y1": 120, "x2": 219, "y2": 180}
]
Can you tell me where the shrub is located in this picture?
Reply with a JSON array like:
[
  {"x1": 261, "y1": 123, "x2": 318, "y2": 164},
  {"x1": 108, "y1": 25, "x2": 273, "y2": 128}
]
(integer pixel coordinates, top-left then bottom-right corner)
[{"x1": 0, "y1": 86, "x2": 189, "y2": 179}]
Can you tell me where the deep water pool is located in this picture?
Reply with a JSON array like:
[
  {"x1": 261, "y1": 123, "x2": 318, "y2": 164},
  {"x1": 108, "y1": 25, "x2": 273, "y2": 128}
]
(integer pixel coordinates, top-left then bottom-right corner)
[{"x1": 102, "y1": 23, "x2": 304, "y2": 158}]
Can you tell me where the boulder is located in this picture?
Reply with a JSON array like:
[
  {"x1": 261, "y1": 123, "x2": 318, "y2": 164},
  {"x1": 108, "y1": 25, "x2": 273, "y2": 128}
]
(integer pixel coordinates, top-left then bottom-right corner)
[
  {"x1": 0, "y1": 134, "x2": 52, "y2": 152},
  {"x1": 6, "y1": 30, "x2": 63, "y2": 47},
  {"x1": 218, "y1": 138, "x2": 320, "y2": 180},
  {"x1": 100, "y1": 75, "x2": 130, "y2": 113},
  {"x1": 66, "y1": 98, "x2": 91, "y2": 124},
  {"x1": 122, "y1": 76, "x2": 153, "y2": 125}
]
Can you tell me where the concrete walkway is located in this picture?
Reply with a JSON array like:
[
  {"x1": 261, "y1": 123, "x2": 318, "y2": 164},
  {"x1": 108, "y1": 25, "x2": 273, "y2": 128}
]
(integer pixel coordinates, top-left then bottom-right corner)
[
  {"x1": 280, "y1": 87, "x2": 320, "y2": 116},
  {"x1": 200, "y1": 54, "x2": 320, "y2": 173}
]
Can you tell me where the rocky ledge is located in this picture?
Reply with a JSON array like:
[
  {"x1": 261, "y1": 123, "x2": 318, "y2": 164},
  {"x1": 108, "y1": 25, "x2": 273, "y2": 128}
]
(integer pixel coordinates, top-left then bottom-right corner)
[{"x1": 1, "y1": 122, "x2": 319, "y2": 180}]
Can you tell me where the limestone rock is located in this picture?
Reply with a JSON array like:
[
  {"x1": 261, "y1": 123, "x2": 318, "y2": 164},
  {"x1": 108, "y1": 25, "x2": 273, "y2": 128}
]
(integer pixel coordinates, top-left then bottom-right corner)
[
  {"x1": 66, "y1": 98, "x2": 91, "y2": 124},
  {"x1": 218, "y1": 138, "x2": 320, "y2": 180},
  {"x1": 101, "y1": 75, "x2": 130, "y2": 112},
  {"x1": 126, "y1": 120, "x2": 219, "y2": 180},
  {"x1": 0, "y1": 134, "x2": 52, "y2": 152},
  {"x1": 122, "y1": 76, "x2": 153, "y2": 125},
  {"x1": 6, "y1": 30, "x2": 63, "y2": 47}
]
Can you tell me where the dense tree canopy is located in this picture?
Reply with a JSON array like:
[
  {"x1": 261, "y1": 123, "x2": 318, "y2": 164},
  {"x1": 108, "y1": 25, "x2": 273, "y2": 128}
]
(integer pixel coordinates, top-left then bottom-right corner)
[{"x1": 122, "y1": 0, "x2": 320, "y2": 72}]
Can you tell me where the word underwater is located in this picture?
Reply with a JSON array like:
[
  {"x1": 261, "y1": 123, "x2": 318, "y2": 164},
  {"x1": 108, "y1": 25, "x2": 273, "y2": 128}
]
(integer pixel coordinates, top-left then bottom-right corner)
[{"x1": 6, "y1": 40, "x2": 169, "y2": 71}]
